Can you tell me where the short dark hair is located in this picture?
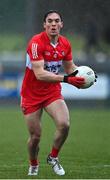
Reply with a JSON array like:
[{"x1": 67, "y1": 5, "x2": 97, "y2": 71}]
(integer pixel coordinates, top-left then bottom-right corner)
[{"x1": 43, "y1": 10, "x2": 63, "y2": 22}]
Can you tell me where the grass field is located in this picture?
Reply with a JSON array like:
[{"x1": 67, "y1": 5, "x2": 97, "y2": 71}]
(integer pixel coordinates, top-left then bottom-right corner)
[{"x1": 0, "y1": 107, "x2": 110, "y2": 179}]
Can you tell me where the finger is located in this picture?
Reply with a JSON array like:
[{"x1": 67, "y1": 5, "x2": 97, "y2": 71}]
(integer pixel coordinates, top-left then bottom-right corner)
[
  {"x1": 76, "y1": 77, "x2": 85, "y2": 81},
  {"x1": 71, "y1": 70, "x2": 78, "y2": 76}
]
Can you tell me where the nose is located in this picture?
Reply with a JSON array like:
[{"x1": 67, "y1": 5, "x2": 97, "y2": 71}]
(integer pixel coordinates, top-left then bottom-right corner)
[{"x1": 52, "y1": 20, "x2": 56, "y2": 26}]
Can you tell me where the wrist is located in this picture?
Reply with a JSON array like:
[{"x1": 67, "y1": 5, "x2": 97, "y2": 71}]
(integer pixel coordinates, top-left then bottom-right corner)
[{"x1": 63, "y1": 75, "x2": 68, "y2": 82}]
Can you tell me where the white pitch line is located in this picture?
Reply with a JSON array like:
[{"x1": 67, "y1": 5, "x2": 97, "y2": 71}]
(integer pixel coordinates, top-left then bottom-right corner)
[{"x1": 0, "y1": 164, "x2": 110, "y2": 169}]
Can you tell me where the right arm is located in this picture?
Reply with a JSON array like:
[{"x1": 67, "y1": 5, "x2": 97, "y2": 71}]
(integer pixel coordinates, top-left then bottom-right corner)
[
  {"x1": 32, "y1": 60, "x2": 85, "y2": 88},
  {"x1": 32, "y1": 60, "x2": 64, "y2": 82}
]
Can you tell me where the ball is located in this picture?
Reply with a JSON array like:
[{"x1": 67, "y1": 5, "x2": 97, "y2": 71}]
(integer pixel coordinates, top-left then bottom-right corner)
[{"x1": 75, "y1": 66, "x2": 96, "y2": 89}]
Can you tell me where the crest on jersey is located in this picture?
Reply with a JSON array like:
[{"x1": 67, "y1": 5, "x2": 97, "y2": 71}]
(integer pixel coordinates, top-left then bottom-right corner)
[
  {"x1": 53, "y1": 53, "x2": 58, "y2": 58},
  {"x1": 31, "y1": 43, "x2": 38, "y2": 59}
]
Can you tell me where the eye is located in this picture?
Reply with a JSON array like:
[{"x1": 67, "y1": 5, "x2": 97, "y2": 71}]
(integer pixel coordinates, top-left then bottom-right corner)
[
  {"x1": 47, "y1": 19, "x2": 61, "y2": 23},
  {"x1": 55, "y1": 19, "x2": 60, "y2": 23},
  {"x1": 47, "y1": 19, "x2": 52, "y2": 23}
]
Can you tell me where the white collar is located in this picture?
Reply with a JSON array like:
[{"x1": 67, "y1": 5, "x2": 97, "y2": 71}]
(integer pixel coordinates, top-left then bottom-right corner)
[{"x1": 50, "y1": 42, "x2": 58, "y2": 48}]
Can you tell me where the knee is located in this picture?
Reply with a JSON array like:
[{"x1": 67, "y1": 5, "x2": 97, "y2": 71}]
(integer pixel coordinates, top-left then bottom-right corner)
[
  {"x1": 59, "y1": 121, "x2": 70, "y2": 133},
  {"x1": 30, "y1": 132, "x2": 41, "y2": 144}
]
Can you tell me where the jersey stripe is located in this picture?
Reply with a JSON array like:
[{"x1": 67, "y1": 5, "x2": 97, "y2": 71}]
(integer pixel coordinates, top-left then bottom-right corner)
[{"x1": 31, "y1": 43, "x2": 38, "y2": 59}]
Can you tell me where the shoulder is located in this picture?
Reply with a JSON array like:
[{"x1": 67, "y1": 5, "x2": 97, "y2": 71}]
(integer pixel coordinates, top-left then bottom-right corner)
[
  {"x1": 29, "y1": 32, "x2": 45, "y2": 44},
  {"x1": 27, "y1": 32, "x2": 45, "y2": 50},
  {"x1": 59, "y1": 35, "x2": 71, "y2": 47}
]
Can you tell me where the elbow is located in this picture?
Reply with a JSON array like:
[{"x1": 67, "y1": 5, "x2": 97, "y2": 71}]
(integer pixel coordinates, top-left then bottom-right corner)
[
  {"x1": 35, "y1": 73, "x2": 44, "y2": 81},
  {"x1": 37, "y1": 76, "x2": 43, "y2": 81}
]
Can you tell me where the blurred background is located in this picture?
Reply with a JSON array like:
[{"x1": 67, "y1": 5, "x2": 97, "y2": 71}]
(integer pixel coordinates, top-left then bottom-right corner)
[{"x1": 0, "y1": 0, "x2": 110, "y2": 108}]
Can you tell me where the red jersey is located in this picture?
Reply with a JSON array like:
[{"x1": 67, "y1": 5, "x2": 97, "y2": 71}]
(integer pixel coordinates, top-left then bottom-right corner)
[{"x1": 21, "y1": 31, "x2": 72, "y2": 106}]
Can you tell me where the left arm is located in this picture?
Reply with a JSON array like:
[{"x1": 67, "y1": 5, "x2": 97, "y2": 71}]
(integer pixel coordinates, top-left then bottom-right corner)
[
  {"x1": 63, "y1": 60, "x2": 77, "y2": 74},
  {"x1": 63, "y1": 60, "x2": 85, "y2": 88}
]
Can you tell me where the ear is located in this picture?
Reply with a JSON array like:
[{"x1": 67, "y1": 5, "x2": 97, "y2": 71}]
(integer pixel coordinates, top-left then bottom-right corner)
[{"x1": 61, "y1": 21, "x2": 63, "y2": 28}]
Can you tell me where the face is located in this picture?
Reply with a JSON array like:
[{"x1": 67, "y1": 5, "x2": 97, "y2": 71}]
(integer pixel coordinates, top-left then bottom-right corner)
[{"x1": 43, "y1": 13, "x2": 63, "y2": 37}]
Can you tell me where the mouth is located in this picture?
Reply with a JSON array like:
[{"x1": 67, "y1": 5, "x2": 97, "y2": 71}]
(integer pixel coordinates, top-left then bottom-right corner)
[{"x1": 51, "y1": 28, "x2": 57, "y2": 32}]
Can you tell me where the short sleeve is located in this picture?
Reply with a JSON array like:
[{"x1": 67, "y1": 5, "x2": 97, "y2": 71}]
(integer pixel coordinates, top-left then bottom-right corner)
[
  {"x1": 27, "y1": 39, "x2": 44, "y2": 61},
  {"x1": 63, "y1": 41, "x2": 73, "y2": 61}
]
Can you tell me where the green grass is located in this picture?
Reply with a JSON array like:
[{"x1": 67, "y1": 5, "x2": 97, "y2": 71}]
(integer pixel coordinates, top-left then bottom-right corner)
[{"x1": 0, "y1": 107, "x2": 110, "y2": 179}]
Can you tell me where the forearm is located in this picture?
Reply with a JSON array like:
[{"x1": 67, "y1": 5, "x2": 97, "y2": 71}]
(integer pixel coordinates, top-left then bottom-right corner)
[
  {"x1": 66, "y1": 64, "x2": 77, "y2": 74},
  {"x1": 73, "y1": 64, "x2": 77, "y2": 71},
  {"x1": 63, "y1": 60, "x2": 77, "y2": 74},
  {"x1": 35, "y1": 70, "x2": 64, "y2": 82}
]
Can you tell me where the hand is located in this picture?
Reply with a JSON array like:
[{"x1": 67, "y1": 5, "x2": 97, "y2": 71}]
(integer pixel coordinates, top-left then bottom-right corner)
[{"x1": 63, "y1": 70, "x2": 85, "y2": 88}]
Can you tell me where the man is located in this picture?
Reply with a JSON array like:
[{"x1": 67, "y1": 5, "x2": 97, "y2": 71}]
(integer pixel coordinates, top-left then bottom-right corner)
[{"x1": 20, "y1": 10, "x2": 85, "y2": 176}]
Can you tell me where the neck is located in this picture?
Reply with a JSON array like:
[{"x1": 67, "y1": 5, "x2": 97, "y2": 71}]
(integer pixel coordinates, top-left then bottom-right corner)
[
  {"x1": 47, "y1": 33, "x2": 59, "y2": 45},
  {"x1": 51, "y1": 37, "x2": 58, "y2": 45}
]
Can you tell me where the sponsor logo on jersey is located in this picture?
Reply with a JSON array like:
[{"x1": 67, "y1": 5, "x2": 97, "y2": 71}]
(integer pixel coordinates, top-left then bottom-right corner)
[{"x1": 44, "y1": 60, "x2": 62, "y2": 74}]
